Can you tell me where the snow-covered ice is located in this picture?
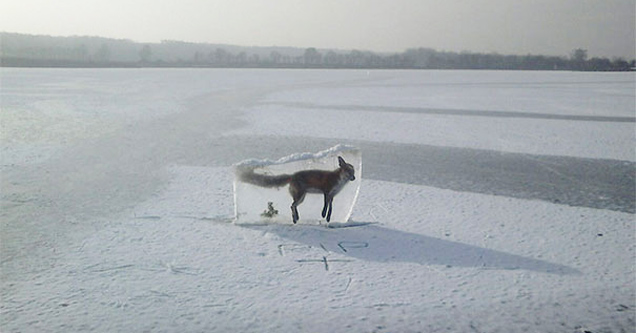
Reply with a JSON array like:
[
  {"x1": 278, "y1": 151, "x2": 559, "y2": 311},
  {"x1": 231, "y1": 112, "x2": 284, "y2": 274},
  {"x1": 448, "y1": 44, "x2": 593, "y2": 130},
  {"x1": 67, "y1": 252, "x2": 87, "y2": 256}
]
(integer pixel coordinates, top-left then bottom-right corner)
[{"x1": 1, "y1": 68, "x2": 634, "y2": 332}]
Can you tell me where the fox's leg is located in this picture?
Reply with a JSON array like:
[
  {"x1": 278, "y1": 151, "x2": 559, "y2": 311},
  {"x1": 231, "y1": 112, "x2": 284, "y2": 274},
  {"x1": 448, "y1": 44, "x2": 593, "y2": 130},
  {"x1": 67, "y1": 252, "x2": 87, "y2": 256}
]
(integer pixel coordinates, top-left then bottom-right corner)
[
  {"x1": 322, "y1": 193, "x2": 334, "y2": 222},
  {"x1": 290, "y1": 186, "x2": 306, "y2": 224},
  {"x1": 291, "y1": 203, "x2": 299, "y2": 223},
  {"x1": 291, "y1": 193, "x2": 305, "y2": 223},
  {"x1": 322, "y1": 193, "x2": 329, "y2": 218},
  {"x1": 326, "y1": 196, "x2": 334, "y2": 222}
]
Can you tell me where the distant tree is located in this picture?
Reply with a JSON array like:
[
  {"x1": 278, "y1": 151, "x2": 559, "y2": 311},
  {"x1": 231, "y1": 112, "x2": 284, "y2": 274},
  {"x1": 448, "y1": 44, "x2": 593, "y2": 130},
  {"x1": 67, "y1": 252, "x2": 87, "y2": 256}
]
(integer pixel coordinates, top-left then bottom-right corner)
[
  {"x1": 303, "y1": 48, "x2": 322, "y2": 65},
  {"x1": 403, "y1": 48, "x2": 436, "y2": 68},
  {"x1": 94, "y1": 43, "x2": 111, "y2": 63},
  {"x1": 193, "y1": 51, "x2": 205, "y2": 63},
  {"x1": 270, "y1": 51, "x2": 282, "y2": 64},
  {"x1": 76, "y1": 44, "x2": 88, "y2": 61},
  {"x1": 236, "y1": 52, "x2": 247, "y2": 65},
  {"x1": 139, "y1": 45, "x2": 152, "y2": 62},
  {"x1": 386, "y1": 53, "x2": 406, "y2": 68},
  {"x1": 588, "y1": 57, "x2": 611, "y2": 71},
  {"x1": 611, "y1": 58, "x2": 630, "y2": 71},
  {"x1": 571, "y1": 48, "x2": 588, "y2": 62},
  {"x1": 324, "y1": 51, "x2": 342, "y2": 66},
  {"x1": 347, "y1": 50, "x2": 365, "y2": 67},
  {"x1": 570, "y1": 48, "x2": 588, "y2": 70},
  {"x1": 214, "y1": 48, "x2": 229, "y2": 64},
  {"x1": 249, "y1": 54, "x2": 260, "y2": 65}
]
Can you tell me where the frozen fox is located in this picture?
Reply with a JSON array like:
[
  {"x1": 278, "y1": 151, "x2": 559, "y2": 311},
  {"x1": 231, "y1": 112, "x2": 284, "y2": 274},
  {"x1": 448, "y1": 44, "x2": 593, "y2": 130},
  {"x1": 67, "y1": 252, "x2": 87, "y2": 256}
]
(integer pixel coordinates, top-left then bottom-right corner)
[{"x1": 238, "y1": 156, "x2": 356, "y2": 224}]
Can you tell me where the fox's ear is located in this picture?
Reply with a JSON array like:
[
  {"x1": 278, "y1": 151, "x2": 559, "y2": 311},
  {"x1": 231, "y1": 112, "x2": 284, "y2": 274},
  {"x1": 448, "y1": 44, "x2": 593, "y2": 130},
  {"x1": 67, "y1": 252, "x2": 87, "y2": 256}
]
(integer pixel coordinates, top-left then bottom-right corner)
[{"x1": 338, "y1": 156, "x2": 345, "y2": 166}]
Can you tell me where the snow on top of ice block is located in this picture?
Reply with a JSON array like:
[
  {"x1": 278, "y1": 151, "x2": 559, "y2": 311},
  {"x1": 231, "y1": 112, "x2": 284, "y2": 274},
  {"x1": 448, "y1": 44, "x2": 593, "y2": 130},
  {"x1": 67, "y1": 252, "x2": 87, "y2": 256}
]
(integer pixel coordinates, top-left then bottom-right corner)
[{"x1": 234, "y1": 144, "x2": 358, "y2": 168}]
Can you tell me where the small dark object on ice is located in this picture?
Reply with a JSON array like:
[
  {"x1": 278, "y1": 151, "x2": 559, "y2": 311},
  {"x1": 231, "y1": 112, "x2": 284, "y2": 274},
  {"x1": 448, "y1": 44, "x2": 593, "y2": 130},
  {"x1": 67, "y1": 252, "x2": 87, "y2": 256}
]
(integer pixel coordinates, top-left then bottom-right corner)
[{"x1": 261, "y1": 202, "x2": 279, "y2": 218}]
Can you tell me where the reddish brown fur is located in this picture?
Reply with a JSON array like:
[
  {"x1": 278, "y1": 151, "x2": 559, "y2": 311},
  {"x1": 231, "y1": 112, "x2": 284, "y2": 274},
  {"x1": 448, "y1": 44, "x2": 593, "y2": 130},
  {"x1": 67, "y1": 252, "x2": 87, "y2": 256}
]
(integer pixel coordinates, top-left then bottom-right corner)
[
  {"x1": 288, "y1": 156, "x2": 355, "y2": 223},
  {"x1": 239, "y1": 156, "x2": 355, "y2": 223}
]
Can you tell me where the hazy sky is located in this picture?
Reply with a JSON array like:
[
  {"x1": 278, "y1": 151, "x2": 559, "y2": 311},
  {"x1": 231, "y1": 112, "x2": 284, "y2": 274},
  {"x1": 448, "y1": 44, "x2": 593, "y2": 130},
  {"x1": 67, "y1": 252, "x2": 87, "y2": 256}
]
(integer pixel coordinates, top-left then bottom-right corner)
[{"x1": 2, "y1": 0, "x2": 635, "y2": 58}]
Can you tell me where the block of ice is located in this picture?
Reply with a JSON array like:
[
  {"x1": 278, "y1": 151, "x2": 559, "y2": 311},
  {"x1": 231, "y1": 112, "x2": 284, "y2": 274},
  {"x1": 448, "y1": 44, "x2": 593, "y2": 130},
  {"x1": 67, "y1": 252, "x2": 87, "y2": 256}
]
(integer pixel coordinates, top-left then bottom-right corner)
[{"x1": 233, "y1": 145, "x2": 361, "y2": 224}]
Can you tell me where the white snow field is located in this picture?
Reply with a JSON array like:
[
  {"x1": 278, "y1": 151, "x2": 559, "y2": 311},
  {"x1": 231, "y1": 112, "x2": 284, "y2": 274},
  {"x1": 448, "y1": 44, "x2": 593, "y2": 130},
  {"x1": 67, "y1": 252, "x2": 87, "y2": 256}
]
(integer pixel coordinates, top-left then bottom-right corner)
[{"x1": 1, "y1": 68, "x2": 634, "y2": 332}]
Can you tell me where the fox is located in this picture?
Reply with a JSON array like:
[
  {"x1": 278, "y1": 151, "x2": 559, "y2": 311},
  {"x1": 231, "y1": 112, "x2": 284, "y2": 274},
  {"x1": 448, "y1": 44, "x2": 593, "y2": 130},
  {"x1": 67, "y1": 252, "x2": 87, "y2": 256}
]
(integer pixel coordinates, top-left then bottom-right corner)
[{"x1": 238, "y1": 156, "x2": 356, "y2": 224}]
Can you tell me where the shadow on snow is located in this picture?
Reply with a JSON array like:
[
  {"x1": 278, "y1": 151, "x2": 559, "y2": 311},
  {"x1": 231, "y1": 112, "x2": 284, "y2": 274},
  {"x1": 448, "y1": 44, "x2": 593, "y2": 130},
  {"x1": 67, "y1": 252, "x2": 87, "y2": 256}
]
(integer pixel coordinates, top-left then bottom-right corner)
[{"x1": 241, "y1": 222, "x2": 581, "y2": 276}]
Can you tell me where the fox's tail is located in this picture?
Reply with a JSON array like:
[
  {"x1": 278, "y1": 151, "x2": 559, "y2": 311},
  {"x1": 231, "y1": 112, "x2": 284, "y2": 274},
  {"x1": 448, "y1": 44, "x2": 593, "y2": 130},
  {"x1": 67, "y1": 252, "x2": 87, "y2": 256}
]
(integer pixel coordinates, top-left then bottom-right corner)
[{"x1": 237, "y1": 167, "x2": 291, "y2": 188}]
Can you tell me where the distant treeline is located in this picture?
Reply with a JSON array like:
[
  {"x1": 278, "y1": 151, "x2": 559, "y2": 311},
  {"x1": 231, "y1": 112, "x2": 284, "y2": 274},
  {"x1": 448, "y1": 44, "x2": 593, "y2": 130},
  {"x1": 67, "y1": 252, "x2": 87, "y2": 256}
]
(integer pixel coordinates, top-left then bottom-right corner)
[{"x1": 2, "y1": 32, "x2": 634, "y2": 71}]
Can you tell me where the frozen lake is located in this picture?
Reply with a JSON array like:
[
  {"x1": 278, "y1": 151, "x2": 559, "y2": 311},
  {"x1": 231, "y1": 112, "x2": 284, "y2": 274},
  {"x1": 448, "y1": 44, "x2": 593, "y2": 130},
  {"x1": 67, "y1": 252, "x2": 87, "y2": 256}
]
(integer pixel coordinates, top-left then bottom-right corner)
[{"x1": 1, "y1": 68, "x2": 635, "y2": 332}]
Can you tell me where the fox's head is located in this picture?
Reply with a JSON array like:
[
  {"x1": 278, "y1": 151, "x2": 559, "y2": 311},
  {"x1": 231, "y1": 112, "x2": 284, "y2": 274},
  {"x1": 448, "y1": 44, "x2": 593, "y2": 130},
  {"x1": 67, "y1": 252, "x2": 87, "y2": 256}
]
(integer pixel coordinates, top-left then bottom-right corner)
[{"x1": 338, "y1": 156, "x2": 355, "y2": 181}]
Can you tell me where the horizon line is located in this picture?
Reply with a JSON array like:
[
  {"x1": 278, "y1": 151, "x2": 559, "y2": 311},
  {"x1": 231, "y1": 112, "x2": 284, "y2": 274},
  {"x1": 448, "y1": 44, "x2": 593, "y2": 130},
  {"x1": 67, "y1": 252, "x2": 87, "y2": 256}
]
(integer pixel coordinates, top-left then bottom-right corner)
[{"x1": 4, "y1": 31, "x2": 634, "y2": 60}]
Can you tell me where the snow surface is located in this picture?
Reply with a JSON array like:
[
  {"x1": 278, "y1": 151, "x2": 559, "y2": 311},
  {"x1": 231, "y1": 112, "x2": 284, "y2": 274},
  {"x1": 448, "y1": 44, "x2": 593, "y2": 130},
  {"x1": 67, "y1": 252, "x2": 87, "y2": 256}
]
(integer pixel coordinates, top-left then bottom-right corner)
[{"x1": 1, "y1": 68, "x2": 635, "y2": 332}]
